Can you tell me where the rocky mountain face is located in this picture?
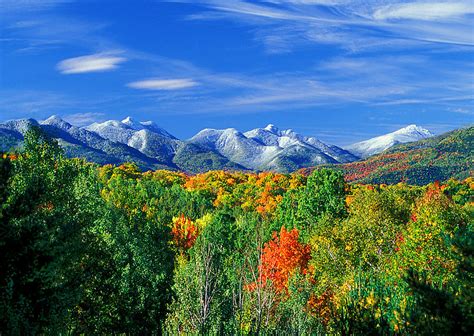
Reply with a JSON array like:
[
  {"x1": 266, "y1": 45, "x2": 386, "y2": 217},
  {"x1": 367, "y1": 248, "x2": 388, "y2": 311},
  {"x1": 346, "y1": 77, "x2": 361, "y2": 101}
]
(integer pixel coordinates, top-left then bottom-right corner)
[{"x1": 0, "y1": 116, "x2": 434, "y2": 173}]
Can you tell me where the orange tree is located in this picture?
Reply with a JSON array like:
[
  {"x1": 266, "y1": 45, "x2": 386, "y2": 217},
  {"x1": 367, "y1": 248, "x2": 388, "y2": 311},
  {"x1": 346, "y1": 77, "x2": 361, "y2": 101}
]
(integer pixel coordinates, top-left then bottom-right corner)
[{"x1": 257, "y1": 226, "x2": 311, "y2": 294}]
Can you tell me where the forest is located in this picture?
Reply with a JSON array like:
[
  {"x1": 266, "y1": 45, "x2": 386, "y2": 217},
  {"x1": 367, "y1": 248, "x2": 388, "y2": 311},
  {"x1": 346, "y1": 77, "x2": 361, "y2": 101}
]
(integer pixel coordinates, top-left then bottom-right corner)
[{"x1": 1, "y1": 127, "x2": 472, "y2": 335}]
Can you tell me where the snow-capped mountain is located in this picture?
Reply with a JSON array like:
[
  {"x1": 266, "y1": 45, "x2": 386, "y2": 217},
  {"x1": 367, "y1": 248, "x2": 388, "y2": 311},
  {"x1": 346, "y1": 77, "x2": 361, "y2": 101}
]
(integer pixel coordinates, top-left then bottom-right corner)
[
  {"x1": 85, "y1": 117, "x2": 180, "y2": 162},
  {"x1": 0, "y1": 115, "x2": 435, "y2": 173},
  {"x1": 345, "y1": 125, "x2": 434, "y2": 158},
  {"x1": 1, "y1": 118, "x2": 39, "y2": 134},
  {"x1": 89, "y1": 116, "x2": 176, "y2": 140},
  {"x1": 244, "y1": 124, "x2": 358, "y2": 164},
  {"x1": 190, "y1": 127, "x2": 280, "y2": 170},
  {"x1": 190, "y1": 124, "x2": 358, "y2": 171},
  {"x1": 0, "y1": 115, "x2": 174, "y2": 170}
]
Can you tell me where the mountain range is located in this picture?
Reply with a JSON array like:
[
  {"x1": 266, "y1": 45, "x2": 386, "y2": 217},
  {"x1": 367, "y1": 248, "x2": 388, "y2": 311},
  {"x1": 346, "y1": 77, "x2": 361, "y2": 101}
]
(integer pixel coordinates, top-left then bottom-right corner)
[{"x1": 0, "y1": 116, "x2": 435, "y2": 173}]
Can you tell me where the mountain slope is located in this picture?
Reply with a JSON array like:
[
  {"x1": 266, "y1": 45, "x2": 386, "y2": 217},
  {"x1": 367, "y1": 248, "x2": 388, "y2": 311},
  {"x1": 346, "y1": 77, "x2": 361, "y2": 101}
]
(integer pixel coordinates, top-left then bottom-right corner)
[
  {"x1": 0, "y1": 116, "x2": 175, "y2": 170},
  {"x1": 345, "y1": 125, "x2": 434, "y2": 158},
  {"x1": 0, "y1": 119, "x2": 38, "y2": 152},
  {"x1": 189, "y1": 124, "x2": 358, "y2": 172},
  {"x1": 189, "y1": 127, "x2": 279, "y2": 170},
  {"x1": 173, "y1": 142, "x2": 246, "y2": 173},
  {"x1": 311, "y1": 126, "x2": 472, "y2": 185},
  {"x1": 245, "y1": 124, "x2": 358, "y2": 163},
  {"x1": 85, "y1": 117, "x2": 180, "y2": 165},
  {"x1": 42, "y1": 115, "x2": 177, "y2": 170}
]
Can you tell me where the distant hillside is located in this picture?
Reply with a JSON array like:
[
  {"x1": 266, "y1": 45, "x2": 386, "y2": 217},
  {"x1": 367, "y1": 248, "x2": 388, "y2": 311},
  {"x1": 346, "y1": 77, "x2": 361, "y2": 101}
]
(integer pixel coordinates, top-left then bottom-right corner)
[
  {"x1": 303, "y1": 126, "x2": 473, "y2": 185},
  {"x1": 0, "y1": 117, "x2": 174, "y2": 171}
]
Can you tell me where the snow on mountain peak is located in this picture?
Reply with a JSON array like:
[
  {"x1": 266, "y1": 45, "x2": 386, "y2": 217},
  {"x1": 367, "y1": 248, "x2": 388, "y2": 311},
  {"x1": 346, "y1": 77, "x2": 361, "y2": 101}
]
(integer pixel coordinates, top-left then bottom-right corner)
[
  {"x1": 45, "y1": 114, "x2": 61, "y2": 121},
  {"x1": 346, "y1": 124, "x2": 434, "y2": 159},
  {"x1": 43, "y1": 115, "x2": 64, "y2": 123},
  {"x1": 264, "y1": 124, "x2": 280, "y2": 134},
  {"x1": 222, "y1": 128, "x2": 240, "y2": 135},
  {"x1": 189, "y1": 124, "x2": 358, "y2": 170},
  {"x1": 122, "y1": 116, "x2": 135, "y2": 126},
  {"x1": 394, "y1": 124, "x2": 433, "y2": 137},
  {"x1": 0, "y1": 118, "x2": 39, "y2": 134},
  {"x1": 41, "y1": 115, "x2": 73, "y2": 130}
]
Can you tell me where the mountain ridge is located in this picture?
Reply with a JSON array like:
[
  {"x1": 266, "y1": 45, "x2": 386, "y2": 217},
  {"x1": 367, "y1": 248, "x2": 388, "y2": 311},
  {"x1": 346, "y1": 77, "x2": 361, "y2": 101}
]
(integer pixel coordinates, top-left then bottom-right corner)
[{"x1": 0, "y1": 115, "x2": 439, "y2": 173}]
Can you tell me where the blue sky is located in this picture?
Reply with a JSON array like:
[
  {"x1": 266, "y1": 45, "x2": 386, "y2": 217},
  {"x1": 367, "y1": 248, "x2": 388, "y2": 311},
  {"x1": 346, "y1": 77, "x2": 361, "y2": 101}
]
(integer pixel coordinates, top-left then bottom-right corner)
[{"x1": 0, "y1": 0, "x2": 473, "y2": 145}]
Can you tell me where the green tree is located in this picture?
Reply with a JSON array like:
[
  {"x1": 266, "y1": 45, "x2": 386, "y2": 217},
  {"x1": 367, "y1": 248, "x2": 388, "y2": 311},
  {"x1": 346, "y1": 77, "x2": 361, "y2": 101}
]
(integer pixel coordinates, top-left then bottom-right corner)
[
  {"x1": 74, "y1": 170, "x2": 177, "y2": 334},
  {"x1": 0, "y1": 127, "x2": 100, "y2": 334},
  {"x1": 297, "y1": 169, "x2": 347, "y2": 225},
  {"x1": 165, "y1": 212, "x2": 236, "y2": 334}
]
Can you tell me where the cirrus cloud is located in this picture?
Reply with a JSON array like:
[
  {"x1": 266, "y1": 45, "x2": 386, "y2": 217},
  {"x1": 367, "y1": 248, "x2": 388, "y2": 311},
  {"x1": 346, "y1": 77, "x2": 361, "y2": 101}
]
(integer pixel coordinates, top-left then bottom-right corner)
[
  {"x1": 373, "y1": 2, "x2": 474, "y2": 21},
  {"x1": 127, "y1": 78, "x2": 199, "y2": 90},
  {"x1": 57, "y1": 52, "x2": 126, "y2": 74}
]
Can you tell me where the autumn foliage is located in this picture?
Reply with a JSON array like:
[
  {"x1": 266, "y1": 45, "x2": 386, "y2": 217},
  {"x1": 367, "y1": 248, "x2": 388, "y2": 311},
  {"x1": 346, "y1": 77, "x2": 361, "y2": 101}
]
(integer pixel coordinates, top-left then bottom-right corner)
[
  {"x1": 171, "y1": 214, "x2": 199, "y2": 250},
  {"x1": 257, "y1": 227, "x2": 311, "y2": 294},
  {"x1": 2, "y1": 127, "x2": 473, "y2": 335}
]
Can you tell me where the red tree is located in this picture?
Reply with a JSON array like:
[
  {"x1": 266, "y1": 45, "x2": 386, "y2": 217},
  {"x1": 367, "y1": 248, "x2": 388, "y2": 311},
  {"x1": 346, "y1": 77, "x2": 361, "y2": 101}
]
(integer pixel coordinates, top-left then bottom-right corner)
[
  {"x1": 171, "y1": 214, "x2": 199, "y2": 251},
  {"x1": 257, "y1": 227, "x2": 311, "y2": 294}
]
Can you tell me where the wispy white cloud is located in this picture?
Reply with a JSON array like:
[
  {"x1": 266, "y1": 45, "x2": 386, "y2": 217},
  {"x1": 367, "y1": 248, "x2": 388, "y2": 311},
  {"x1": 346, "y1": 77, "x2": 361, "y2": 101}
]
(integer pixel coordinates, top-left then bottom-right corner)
[
  {"x1": 0, "y1": 89, "x2": 138, "y2": 121},
  {"x1": 373, "y1": 2, "x2": 474, "y2": 21},
  {"x1": 374, "y1": 95, "x2": 474, "y2": 105},
  {"x1": 447, "y1": 107, "x2": 473, "y2": 115},
  {"x1": 183, "y1": 0, "x2": 474, "y2": 52},
  {"x1": 127, "y1": 50, "x2": 472, "y2": 117},
  {"x1": 1, "y1": 0, "x2": 118, "y2": 55},
  {"x1": 185, "y1": 0, "x2": 355, "y2": 25},
  {"x1": 127, "y1": 78, "x2": 199, "y2": 90},
  {"x1": 268, "y1": 0, "x2": 347, "y2": 4},
  {"x1": 57, "y1": 52, "x2": 126, "y2": 74}
]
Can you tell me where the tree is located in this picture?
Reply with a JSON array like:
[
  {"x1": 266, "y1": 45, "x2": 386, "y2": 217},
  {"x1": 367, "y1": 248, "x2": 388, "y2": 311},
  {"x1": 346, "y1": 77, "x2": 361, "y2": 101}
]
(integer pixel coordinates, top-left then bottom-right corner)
[
  {"x1": 0, "y1": 127, "x2": 100, "y2": 334},
  {"x1": 171, "y1": 214, "x2": 199, "y2": 252},
  {"x1": 257, "y1": 227, "x2": 311, "y2": 294},
  {"x1": 165, "y1": 212, "x2": 236, "y2": 334},
  {"x1": 296, "y1": 169, "x2": 347, "y2": 227},
  {"x1": 76, "y1": 170, "x2": 176, "y2": 334}
]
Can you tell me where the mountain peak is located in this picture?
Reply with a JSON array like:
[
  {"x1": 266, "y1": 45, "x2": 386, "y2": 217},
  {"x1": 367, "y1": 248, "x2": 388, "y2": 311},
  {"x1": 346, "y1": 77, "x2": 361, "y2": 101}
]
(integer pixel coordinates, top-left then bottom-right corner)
[
  {"x1": 122, "y1": 116, "x2": 135, "y2": 126},
  {"x1": 402, "y1": 124, "x2": 419, "y2": 130},
  {"x1": 41, "y1": 115, "x2": 72, "y2": 129},
  {"x1": 346, "y1": 124, "x2": 434, "y2": 158},
  {"x1": 0, "y1": 118, "x2": 39, "y2": 134},
  {"x1": 395, "y1": 124, "x2": 433, "y2": 136},
  {"x1": 44, "y1": 115, "x2": 63, "y2": 122},
  {"x1": 264, "y1": 124, "x2": 279, "y2": 134}
]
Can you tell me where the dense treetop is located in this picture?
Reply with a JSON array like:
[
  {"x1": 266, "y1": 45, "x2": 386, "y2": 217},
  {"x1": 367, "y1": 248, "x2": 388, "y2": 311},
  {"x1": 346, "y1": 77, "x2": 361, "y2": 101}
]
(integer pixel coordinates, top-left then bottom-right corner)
[{"x1": 0, "y1": 128, "x2": 472, "y2": 335}]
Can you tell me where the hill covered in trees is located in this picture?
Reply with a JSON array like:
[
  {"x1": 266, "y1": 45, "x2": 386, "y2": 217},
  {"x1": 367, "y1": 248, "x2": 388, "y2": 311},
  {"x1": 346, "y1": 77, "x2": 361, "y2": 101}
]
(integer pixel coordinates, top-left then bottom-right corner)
[
  {"x1": 302, "y1": 126, "x2": 473, "y2": 185},
  {"x1": 1, "y1": 128, "x2": 472, "y2": 335}
]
